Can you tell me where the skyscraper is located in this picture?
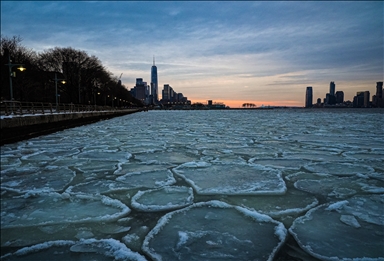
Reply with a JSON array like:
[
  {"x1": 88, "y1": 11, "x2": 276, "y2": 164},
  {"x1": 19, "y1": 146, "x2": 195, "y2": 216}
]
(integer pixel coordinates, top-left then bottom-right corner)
[
  {"x1": 329, "y1": 81, "x2": 335, "y2": 96},
  {"x1": 134, "y1": 78, "x2": 147, "y2": 102},
  {"x1": 335, "y1": 91, "x2": 344, "y2": 104},
  {"x1": 364, "y1": 91, "x2": 370, "y2": 107},
  {"x1": 151, "y1": 56, "x2": 158, "y2": 103},
  {"x1": 305, "y1": 87, "x2": 313, "y2": 108},
  {"x1": 376, "y1": 82, "x2": 383, "y2": 98}
]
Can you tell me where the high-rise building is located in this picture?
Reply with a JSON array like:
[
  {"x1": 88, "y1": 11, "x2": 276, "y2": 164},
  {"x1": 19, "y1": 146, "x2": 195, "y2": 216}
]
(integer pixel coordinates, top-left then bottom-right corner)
[
  {"x1": 324, "y1": 81, "x2": 336, "y2": 105},
  {"x1": 364, "y1": 91, "x2": 370, "y2": 108},
  {"x1": 335, "y1": 91, "x2": 344, "y2": 104},
  {"x1": 372, "y1": 82, "x2": 384, "y2": 107},
  {"x1": 162, "y1": 84, "x2": 172, "y2": 101},
  {"x1": 134, "y1": 78, "x2": 147, "y2": 102},
  {"x1": 160, "y1": 84, "x2": 189, "y2": 105},
  {"x1": 305, "y1": 86, "x2": 313, "y2": 108},
  {"x1": 151, "y1": 56, "x2": 158, "y2": 103},
  {"x1": 376, "y1": 82, "x2": 383, "y2": 98},
  {"x1": 353, "y1": 92, "x2": 365, "y2": 107},
  {"x1": 329, "y1": 81, "x2": 335, "y2": 96},
  {"x1": 325, "y1": 93, "x2": 331, "y2": 105}
]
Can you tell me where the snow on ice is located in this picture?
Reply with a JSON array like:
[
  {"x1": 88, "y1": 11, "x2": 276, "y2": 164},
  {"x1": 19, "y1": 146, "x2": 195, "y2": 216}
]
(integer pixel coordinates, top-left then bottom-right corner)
[{"x1": 1, "y1": 110, "x2": 383, "y2": 260}]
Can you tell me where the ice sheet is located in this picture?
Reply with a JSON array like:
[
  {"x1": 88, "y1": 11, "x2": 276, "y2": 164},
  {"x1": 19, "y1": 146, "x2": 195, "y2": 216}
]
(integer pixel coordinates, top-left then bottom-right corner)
[
  {"x1": 142, "y1": 200, "x2": 287, "y2": 261},
  {"x1": 1, "y1": 166, "x2": 75, "y2": 193},
  {"x1": 304, "y1": 162, "x2": 374, "y2": 176},
  {"x1": 131, "y1": 186, "x2": 194, "y2": 212},
  {"x1": 134, "y1": 149, "x2": 198, "y2": 165},
  {"x1": 116, "y1": 169, "x2": 176, "y2": 189},
  {"x1": 66, "y1": 180, "x2": 129, "y2": 194},
  {"x1": 1, "y1": 239, "x2": 147, "y2": 261},
  {"x1": 293, "y1": 175, "x2": 384, "y2": 199},
  {"x1": 173, "y1": 162, "x2": 286, "y2": 195},
  {"x1": 1, "y1": 109, "x2": 383, "y2": 260},
  {"x1": 1, "y1": 192, "x2": 130, "y2": 228},
  {"x1": 289, "y1": 195, "x2": 384, "y2": 260},
  {"x1": 75, "y1": 150, "x2": 132, "y2": 162},
  {"x1": 219, "y1": 188, "x2": 318, "y2": 219}
]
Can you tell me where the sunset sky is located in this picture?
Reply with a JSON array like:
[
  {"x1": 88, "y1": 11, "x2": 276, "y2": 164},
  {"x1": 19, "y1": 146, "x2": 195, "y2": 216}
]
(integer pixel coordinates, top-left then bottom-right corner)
[{"x1": 1, "y1": 1, "x2": 383, "y2": 107}]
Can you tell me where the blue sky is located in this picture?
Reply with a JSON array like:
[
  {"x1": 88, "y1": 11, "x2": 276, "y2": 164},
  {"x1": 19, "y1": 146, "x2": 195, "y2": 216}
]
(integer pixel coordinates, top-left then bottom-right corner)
[{"x1": 1, "y1": 1, "x2": 383, "y2": 107}]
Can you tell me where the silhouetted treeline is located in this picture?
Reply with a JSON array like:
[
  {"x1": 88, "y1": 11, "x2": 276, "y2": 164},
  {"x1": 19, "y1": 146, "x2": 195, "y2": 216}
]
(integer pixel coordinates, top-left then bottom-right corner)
[{"x1": 1, "y1": 35, "x2": 143, "y2": 107}]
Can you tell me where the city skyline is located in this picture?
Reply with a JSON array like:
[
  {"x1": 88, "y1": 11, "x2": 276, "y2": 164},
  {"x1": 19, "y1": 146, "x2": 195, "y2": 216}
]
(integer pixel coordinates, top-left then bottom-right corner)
[
  {"x1": 306, "y1": 81, "x2": 384, "y2": 108},
  {"x1": 1, "y1": 1, "x2": 383, "y2": 108}
]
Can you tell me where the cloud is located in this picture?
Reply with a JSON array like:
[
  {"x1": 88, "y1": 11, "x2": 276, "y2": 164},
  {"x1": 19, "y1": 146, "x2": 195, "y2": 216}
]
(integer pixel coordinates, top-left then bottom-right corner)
[{"x1": 1, "y1": 1, "x2": 382, "y2": 106}]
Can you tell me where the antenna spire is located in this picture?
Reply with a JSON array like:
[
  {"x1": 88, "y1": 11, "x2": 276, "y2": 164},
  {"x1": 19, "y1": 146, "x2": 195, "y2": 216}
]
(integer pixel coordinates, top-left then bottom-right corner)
[{"x1": 153, "y1": 55, "x2": 155, "y2": 66}]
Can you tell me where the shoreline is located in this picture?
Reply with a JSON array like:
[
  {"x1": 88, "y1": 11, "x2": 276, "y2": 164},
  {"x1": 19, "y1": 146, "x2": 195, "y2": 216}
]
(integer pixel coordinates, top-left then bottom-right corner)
[{"x1": 0, "y1": 109, "x2": 143, "y2": 145}]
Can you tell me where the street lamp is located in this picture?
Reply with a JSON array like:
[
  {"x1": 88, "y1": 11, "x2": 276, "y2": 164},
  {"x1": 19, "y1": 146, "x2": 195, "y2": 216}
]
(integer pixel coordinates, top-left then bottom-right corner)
[
  {"x1": 5, "y1": 51, "x2": 26, "y2": 101},
  {"x1": 54, "y1": 73, "x2": 66, "y2": 112}
]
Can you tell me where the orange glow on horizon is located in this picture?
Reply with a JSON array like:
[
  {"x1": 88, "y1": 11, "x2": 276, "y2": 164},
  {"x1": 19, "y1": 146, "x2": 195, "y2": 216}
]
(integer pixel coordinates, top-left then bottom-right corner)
[{"x1": 191, "y1": 99, "x2": 303, "y2": 108}]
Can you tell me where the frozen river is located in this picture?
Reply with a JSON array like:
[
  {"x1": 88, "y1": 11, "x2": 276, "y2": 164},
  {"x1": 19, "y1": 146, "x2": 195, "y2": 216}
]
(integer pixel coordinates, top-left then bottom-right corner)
[{"x1": 1, "y1": 109, "x2": 384, "y2": 261}]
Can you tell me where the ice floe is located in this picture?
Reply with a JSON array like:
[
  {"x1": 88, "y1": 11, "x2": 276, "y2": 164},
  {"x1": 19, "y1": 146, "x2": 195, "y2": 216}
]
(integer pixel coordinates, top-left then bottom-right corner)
[
  {"x1": 1, "y1": 166, "x2": 75, "y2": 193},
  {"x1": 114, "y1": 163, "x2": 171, "y2": 176},
  {"x1": 131, "y1": 186, "x2": 194, "y2": 212},
  {"x1": 173, "y1": 162, "x2": 286, "y2": 195},
  {"x1": 1, "y1": 192, "x2": 130, "y2": 228},
  {"x1": 250, "y1": 158, "x2": 312, "y2": 170},
  {"x1": 289, "y1": 194, "x2": 384, "y2": 260},
  {"x1": 116, "y1": 169, "x2": 176, "y2": 189},
  {"x1": 293, "y1": 174, "x2": 384, "y2": 199},
  {"x1": 66, "y1": 180, "x2": 129, "y2": 195},
  {"x1": 134, "y1": 149, "x2": 198, "y2": 165},
  {"x1": 75, "y1": 149, "x2": 132, "y2": 162},
  {"x1": 1, "y1": 239, "x2": 147, "y2": 261},
  {"x1": 219, "y1": 188, "x2": 318, "y2": 219},
  {"x1": 304, "y1": 162, "x2": 374, "y2": 176},
  {"x1": 143, "y1": 200, "x2": 287, "y2": 261}
]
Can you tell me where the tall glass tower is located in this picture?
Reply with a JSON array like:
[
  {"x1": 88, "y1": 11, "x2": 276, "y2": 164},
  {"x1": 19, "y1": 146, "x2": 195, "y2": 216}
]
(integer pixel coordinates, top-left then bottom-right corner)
[
  {"x1": 151, "y1": 56, "x2": 158, "y2": 103},
  {"x1": 329, "y1": 81, "x2": 335, "y2": 96},
  {"x1": 305, "y1": 86, "x2": 313, "y2": 108}
]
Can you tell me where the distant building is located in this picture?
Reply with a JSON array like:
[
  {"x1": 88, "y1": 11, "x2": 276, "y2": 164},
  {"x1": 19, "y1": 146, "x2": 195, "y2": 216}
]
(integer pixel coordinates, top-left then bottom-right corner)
[
  {"x1": 305, "y1": 86, "x2": 313, "y2": 108},
  {"x1": 160, "y1": 84, "x2": 190, "y2": 106},
  {"x1": 325, "y1": 93, "x2": 331, "y2": 105},
  {"x1": 133, "y1": 78, "x2": 148, "y2": 103},
  {"x1": 335, "y1": 91, "x2": 344, "y2": 104},
  {"x1": 324, "y1": 81, "x2": 336, "y2": 105},
  {"x1": 330, "y1": 81, "x2": 335, "y2": 96},
  {"x1": 377, "y1": 82, "x2": 383, "y2": 98},
  {"x1": 372, "y1": 82, "x2": 383, "y2": 108},
  {"x1": 162, "y1": 84, "x2": 172, "y2": 101},
  {"x1": 353, "y1": 92, "x2": 365, "y2": 108},
  {"x1": 151, "y1": 57, "x2": 158, "y2": 103},
  {"x1": 364, "y1": 91, "x2": 370, "y2": 107},
  {"x1": 177, "y1": 93, "x2": 185, "y2": 102},
  {"x1": 205, "y1": 100, "x2": 227, "y2": 109}
]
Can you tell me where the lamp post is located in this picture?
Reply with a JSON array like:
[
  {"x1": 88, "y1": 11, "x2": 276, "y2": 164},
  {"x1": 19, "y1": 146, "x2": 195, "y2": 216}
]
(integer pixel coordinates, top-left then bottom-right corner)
[
  {"x1": 5, "y1": 51, "x2": 26, "y2": 101},
  {"x1": 54, "y1": 73, "x2": 66, "y2": 112}
]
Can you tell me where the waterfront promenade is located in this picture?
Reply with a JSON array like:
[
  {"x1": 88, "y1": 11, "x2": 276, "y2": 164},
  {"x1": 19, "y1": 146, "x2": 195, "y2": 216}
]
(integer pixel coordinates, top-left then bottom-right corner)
[{"x1": 0, "y1": 101, "x2": 143, "y2": 145}]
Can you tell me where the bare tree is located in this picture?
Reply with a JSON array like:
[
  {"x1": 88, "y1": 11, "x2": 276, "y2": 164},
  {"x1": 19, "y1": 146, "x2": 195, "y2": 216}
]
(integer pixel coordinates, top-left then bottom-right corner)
[
  {"x1": 1, "y1": 35, "x2": 142, "y2": 106},
  {"x1": 1, "y1": 35, "x2": 38, "y2": 101}
]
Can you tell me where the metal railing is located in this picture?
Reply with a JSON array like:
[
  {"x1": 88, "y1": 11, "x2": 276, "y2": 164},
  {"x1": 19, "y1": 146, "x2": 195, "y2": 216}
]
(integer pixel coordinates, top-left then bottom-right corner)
[{"x1": 0, "y1": 100, "x2": 122, "y2": 116}]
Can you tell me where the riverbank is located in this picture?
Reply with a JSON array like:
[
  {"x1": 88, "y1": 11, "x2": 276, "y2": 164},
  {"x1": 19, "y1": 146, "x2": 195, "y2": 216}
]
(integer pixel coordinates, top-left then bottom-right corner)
[{"x1": 0, "y1": 109, "x2": 143, "y2": 145}]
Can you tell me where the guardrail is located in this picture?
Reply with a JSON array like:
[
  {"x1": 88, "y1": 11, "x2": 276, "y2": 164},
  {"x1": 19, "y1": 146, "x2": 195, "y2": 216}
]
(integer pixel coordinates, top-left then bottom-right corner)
[{"x1": 1, "y1": 101, "x2": 123, "y2": 116}]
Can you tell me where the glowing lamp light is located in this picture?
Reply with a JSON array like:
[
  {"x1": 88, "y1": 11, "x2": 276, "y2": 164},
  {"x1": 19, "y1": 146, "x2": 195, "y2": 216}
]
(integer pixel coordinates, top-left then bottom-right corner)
[{"x1": 17, "y1": 66, "x2": 26, "y2": 72}]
